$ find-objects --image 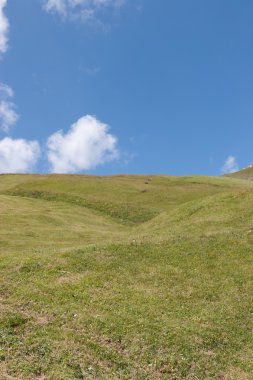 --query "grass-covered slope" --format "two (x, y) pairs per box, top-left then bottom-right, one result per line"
(226, 164), (253, 180)
(1, 174), (253, 379)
